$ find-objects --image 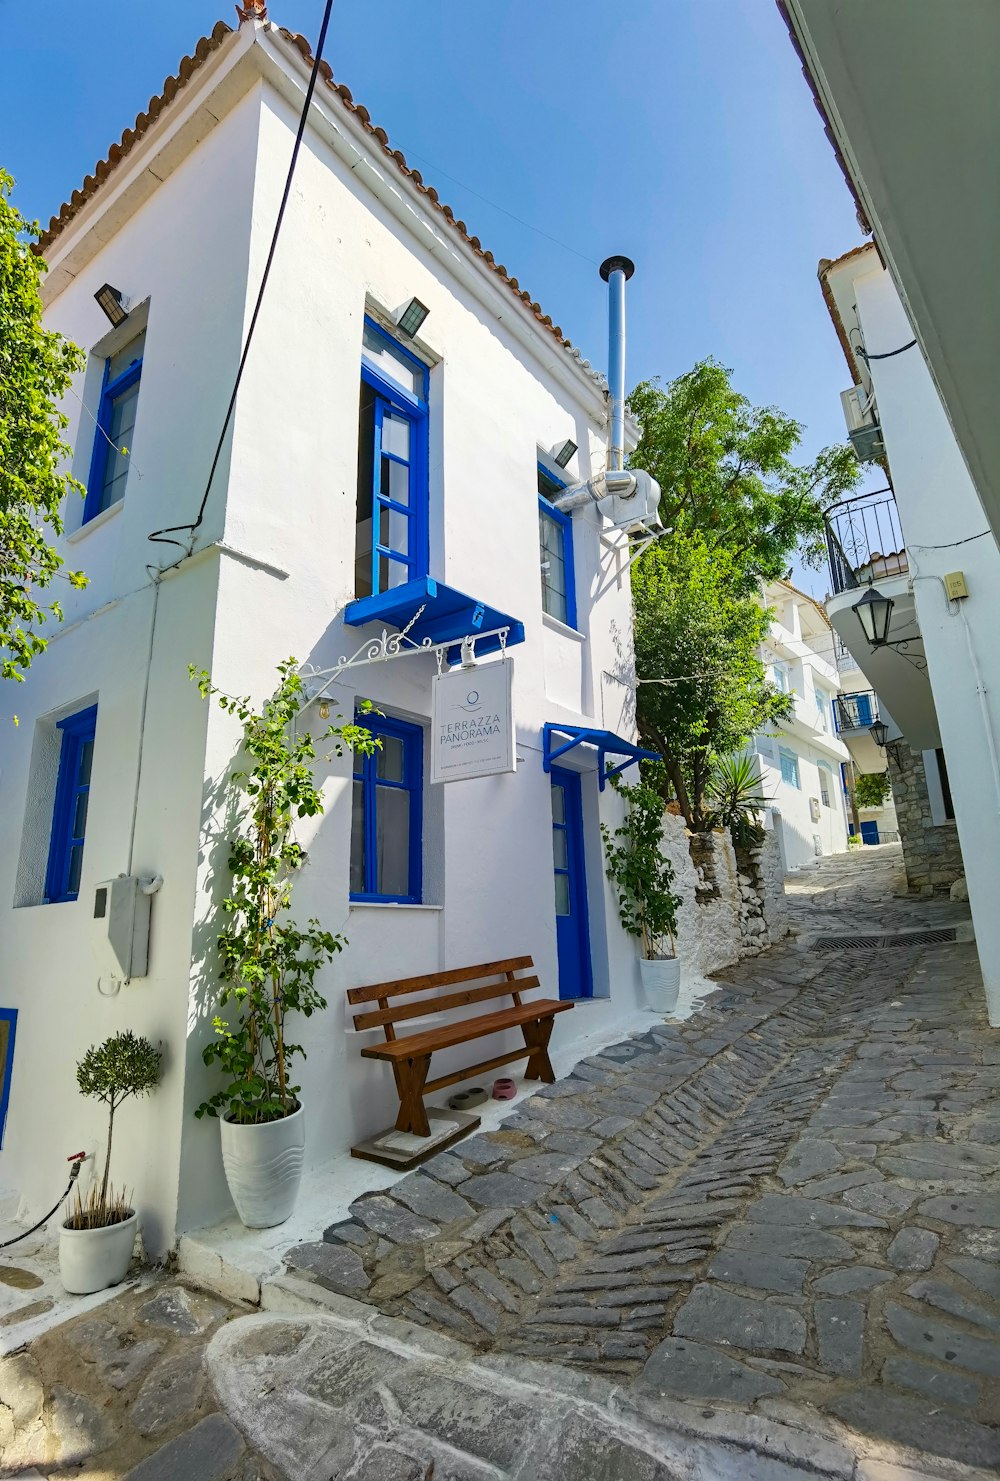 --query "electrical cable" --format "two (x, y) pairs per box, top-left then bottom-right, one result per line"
(0, 1155), (86, 1250)
(148, 0), (336, 554)
(855, 338), (917, 361)
(910, 531), (991, 551)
